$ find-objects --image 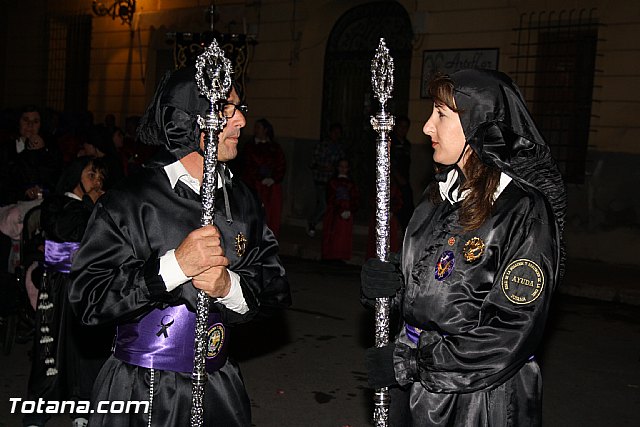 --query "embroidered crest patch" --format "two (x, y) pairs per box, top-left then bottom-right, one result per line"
(501, 259), (544, 305)
(234, 232), (247, 257)
(463, 237), (485, 262)
(206, 323), (225, 359)
(434, 250), (455, 281)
